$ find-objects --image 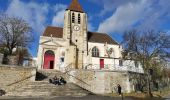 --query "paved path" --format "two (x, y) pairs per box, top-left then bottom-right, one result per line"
(0, 95), (166, 100)
(164, 94), (170, 100)
(0, 95), (129, 100)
